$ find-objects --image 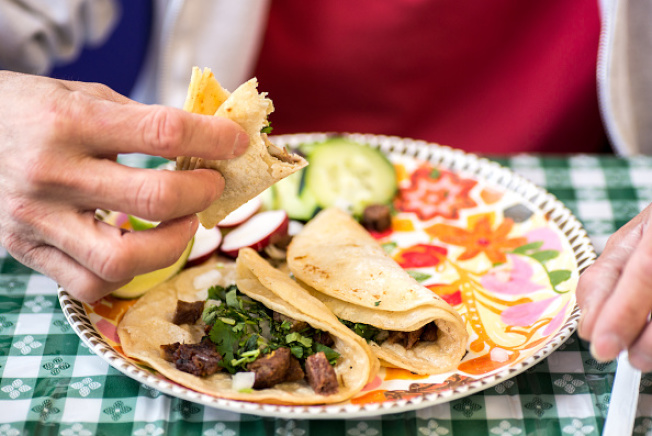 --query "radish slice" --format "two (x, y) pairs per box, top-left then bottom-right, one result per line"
(220, 210), (289, 257)
(187, 224), (222, 267)
(218, 196), (263, 227)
